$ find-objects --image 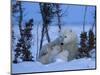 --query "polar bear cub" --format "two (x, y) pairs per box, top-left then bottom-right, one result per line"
(55, 50), (69, 62)
(38, 45), (61, 64)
